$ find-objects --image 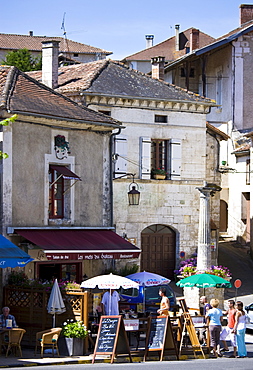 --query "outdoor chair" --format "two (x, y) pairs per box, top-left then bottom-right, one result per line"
(35, 327), (62, 358)
(2, 328), (26, 357)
